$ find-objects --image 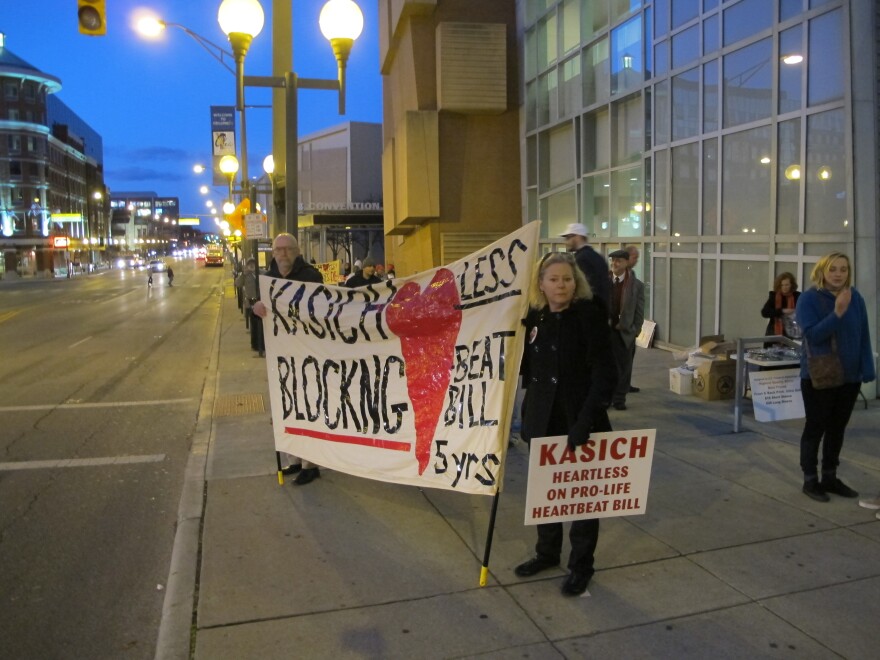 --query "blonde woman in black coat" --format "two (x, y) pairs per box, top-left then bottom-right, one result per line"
(515, 251), (616, 596)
